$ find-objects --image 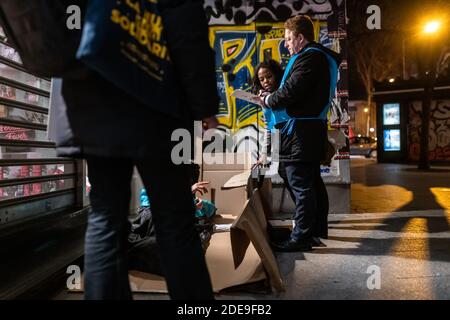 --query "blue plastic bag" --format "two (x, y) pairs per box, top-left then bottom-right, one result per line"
(195, 199), (217, 218)
(76, 0), (182, 118)
(140, 188), (150, 207)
